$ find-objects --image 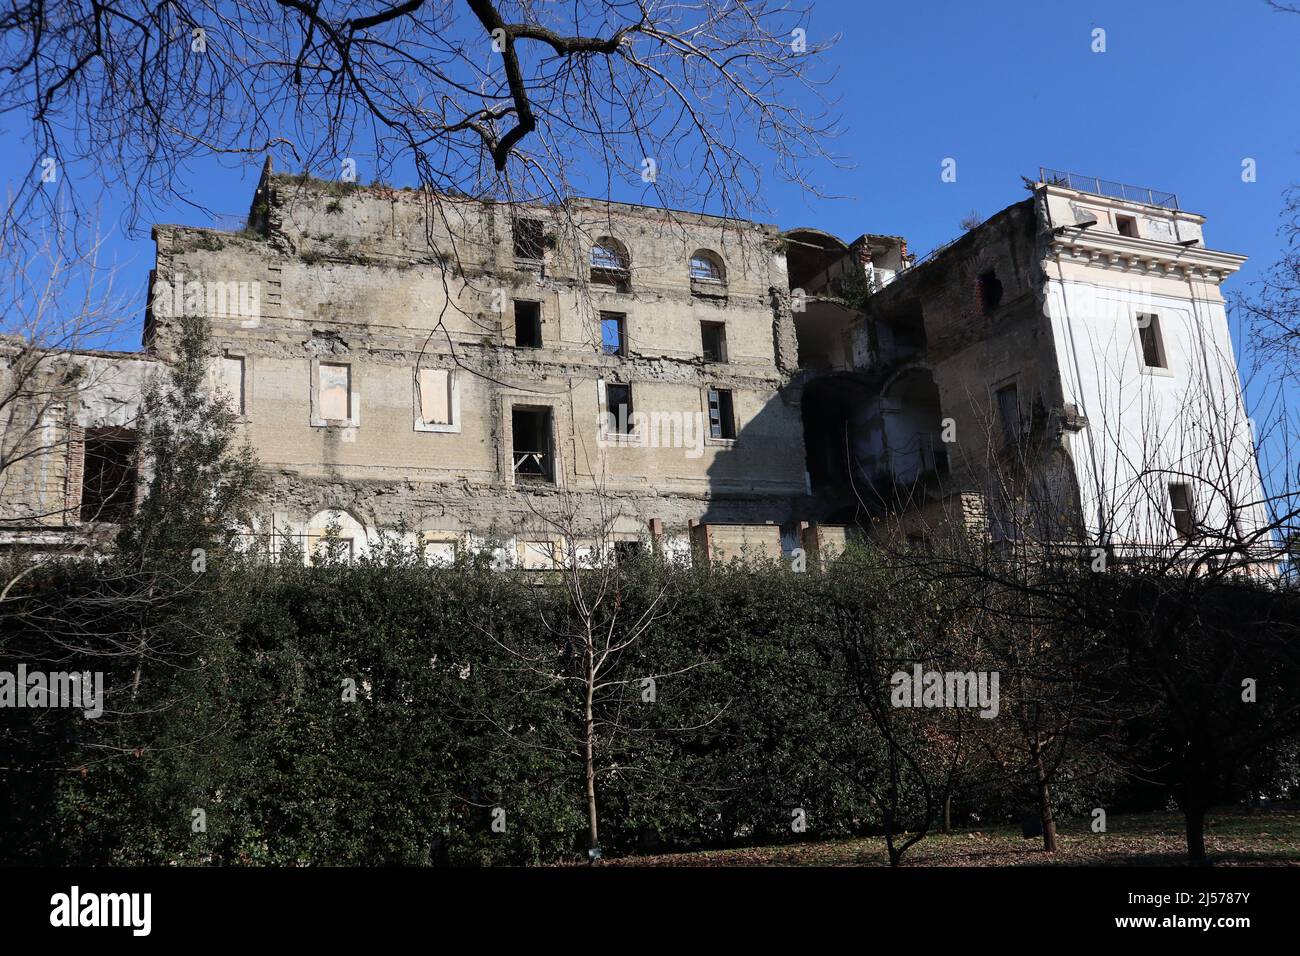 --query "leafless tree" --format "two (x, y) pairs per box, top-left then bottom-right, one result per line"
(0, 223), (144, 590)
(1240, 186), (1300, 387)
(1, 1), (841, 251)
(471, 482), (720, 854)
(856, 316), (1300, 862)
